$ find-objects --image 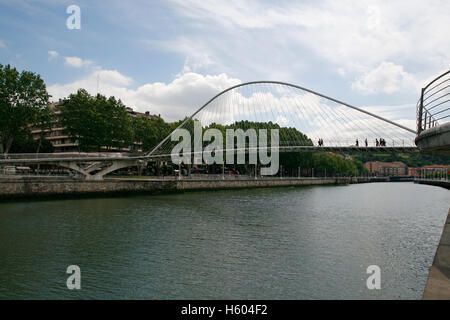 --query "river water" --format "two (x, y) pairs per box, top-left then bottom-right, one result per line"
(0, 182), (448, 299)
